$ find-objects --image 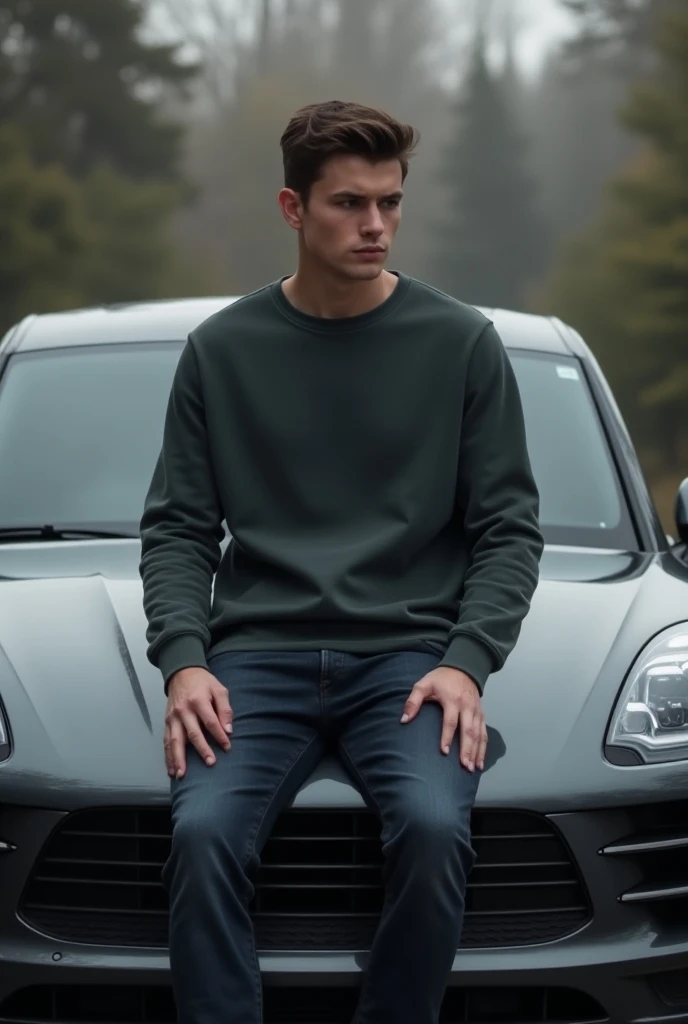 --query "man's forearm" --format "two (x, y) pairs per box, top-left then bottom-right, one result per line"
(438, 322), (544, 692)
(139, 337), (224, 688)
